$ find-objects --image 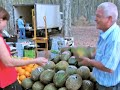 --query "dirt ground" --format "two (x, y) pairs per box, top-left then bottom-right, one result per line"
(72, 26), (99, 47)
